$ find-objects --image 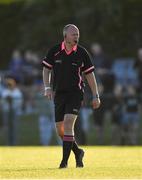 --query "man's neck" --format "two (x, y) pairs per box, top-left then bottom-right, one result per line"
(64, 41), (74, 51)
